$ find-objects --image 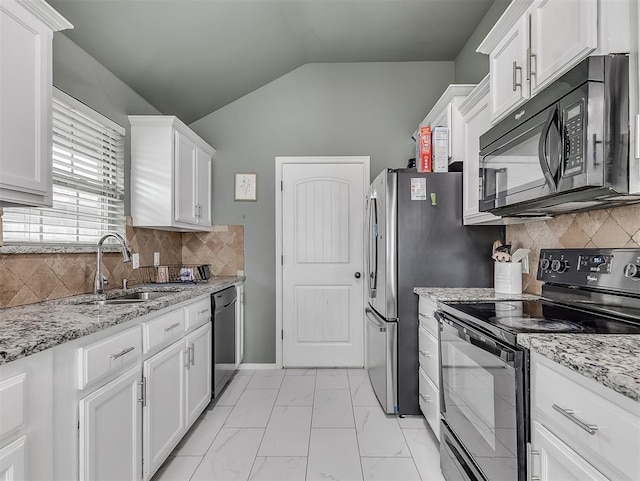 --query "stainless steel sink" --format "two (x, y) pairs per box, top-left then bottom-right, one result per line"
(114, 291), (170, 301)
(84, 298), (148, 306)
(82, 291), (170, 306)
